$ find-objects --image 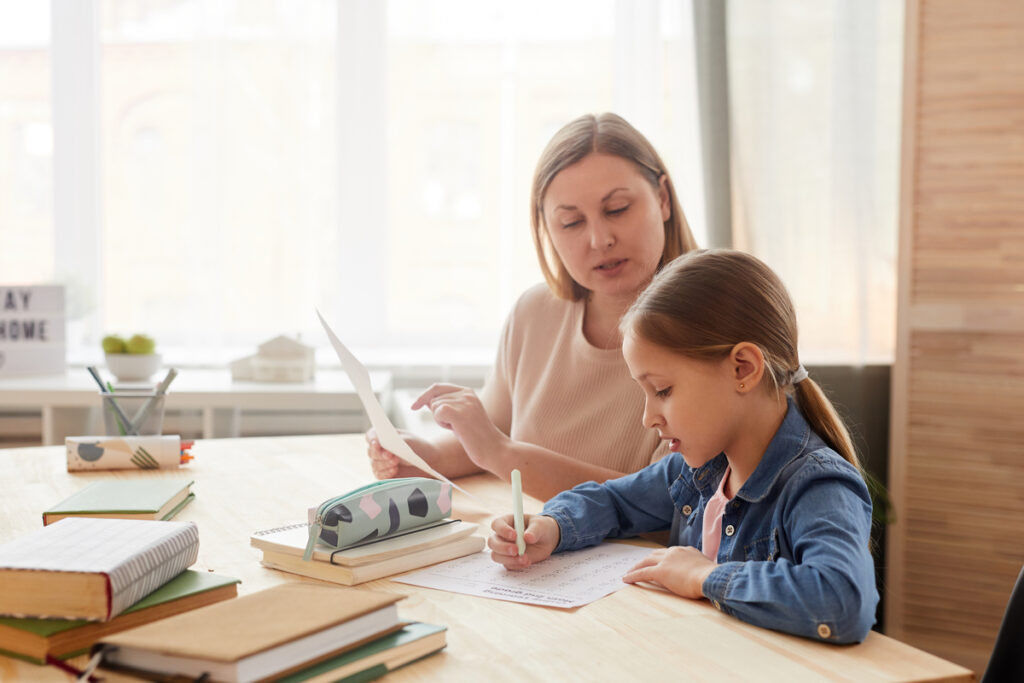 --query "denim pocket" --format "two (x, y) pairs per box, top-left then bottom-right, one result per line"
(743, 535), (772, 561)
(743, 527), (782, 561)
